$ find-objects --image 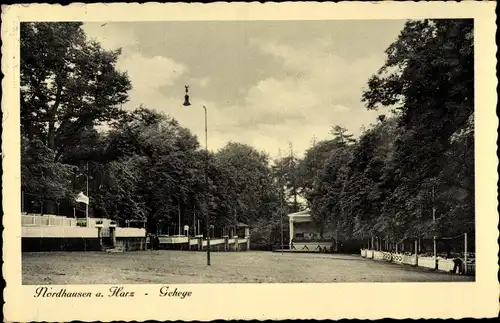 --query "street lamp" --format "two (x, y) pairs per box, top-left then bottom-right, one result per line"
(183, 85), (211, 266)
